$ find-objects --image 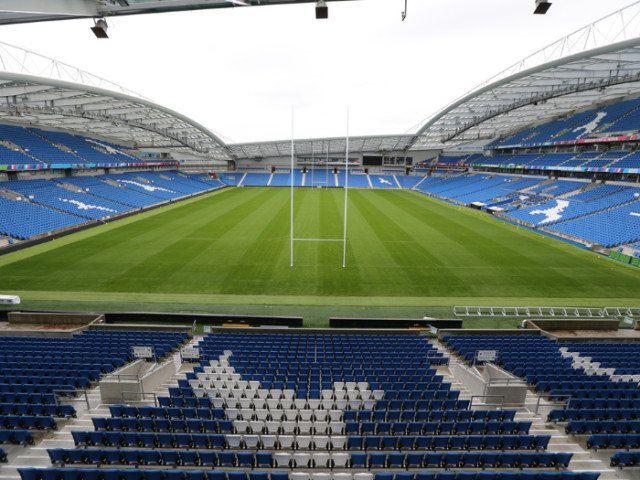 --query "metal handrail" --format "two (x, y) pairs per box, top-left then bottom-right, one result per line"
(453, 305), (605, 317)
(99, 373), (140, 382)
(486, 377), (526, 386)
(534, 393), (572, 415)
(52, 389), (90, 411)
(121, 391), (158, 407)
(469, 394), (505, 410)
